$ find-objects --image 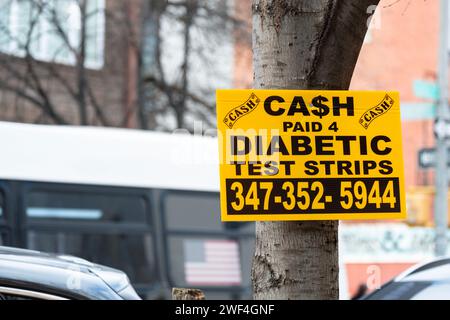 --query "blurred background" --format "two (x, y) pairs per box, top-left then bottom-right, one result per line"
(0, 0), (448, 300)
